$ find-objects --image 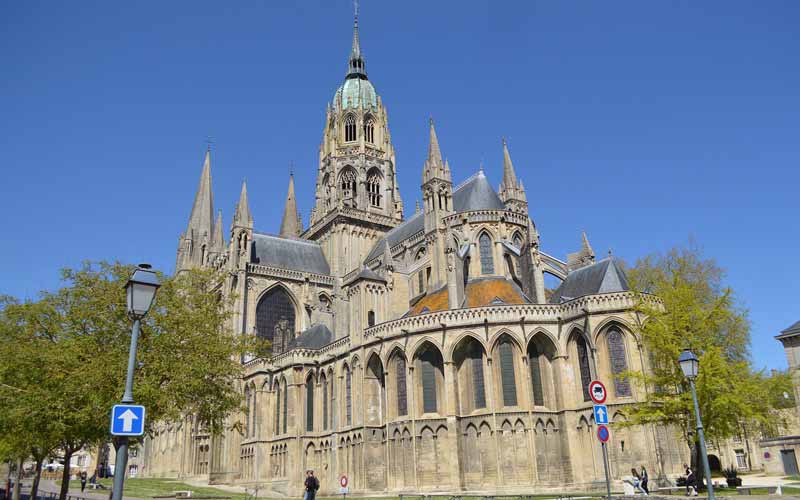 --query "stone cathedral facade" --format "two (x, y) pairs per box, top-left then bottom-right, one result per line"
(142, 14), (687, 495)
